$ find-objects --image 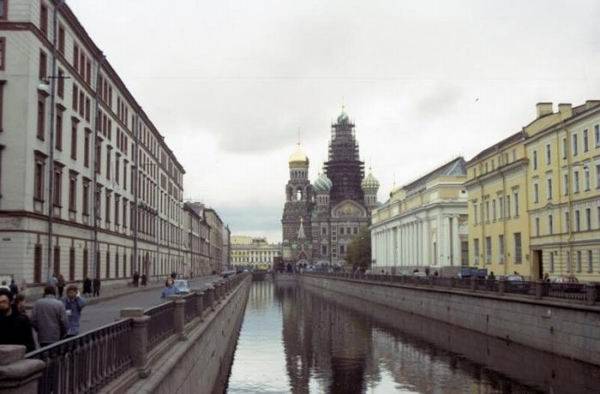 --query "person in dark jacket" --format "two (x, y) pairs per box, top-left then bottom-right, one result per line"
(92, 278), (101, 297)
(9, 279), (18, 296)
(83, 277), (92, 296)
(56, 274), (66, 298)
(141, 274), (147, 286)
(133, 272), (140, 287)
(0, 288), (35, 352)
